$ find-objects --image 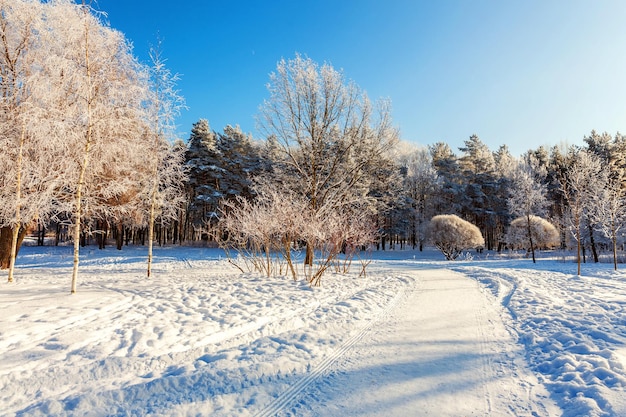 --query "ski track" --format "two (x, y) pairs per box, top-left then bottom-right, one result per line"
(277, 267), (558, 417)
(253, 275), (411, 417)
